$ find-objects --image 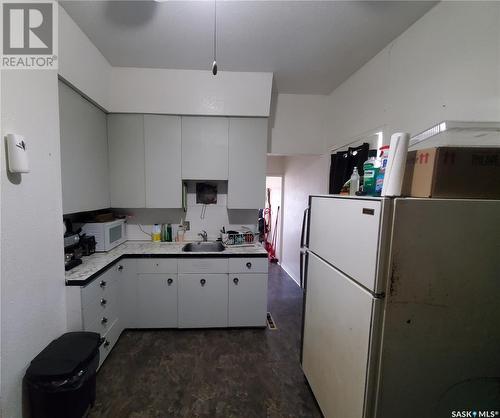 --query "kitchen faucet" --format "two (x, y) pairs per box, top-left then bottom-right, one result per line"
(198, 230), (208, 242)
